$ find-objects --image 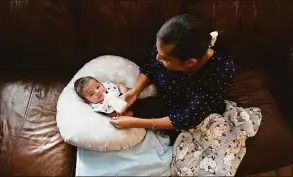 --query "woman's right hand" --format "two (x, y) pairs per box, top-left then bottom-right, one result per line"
(120, 88), (138, 111)
(120, 74), (150, 112)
